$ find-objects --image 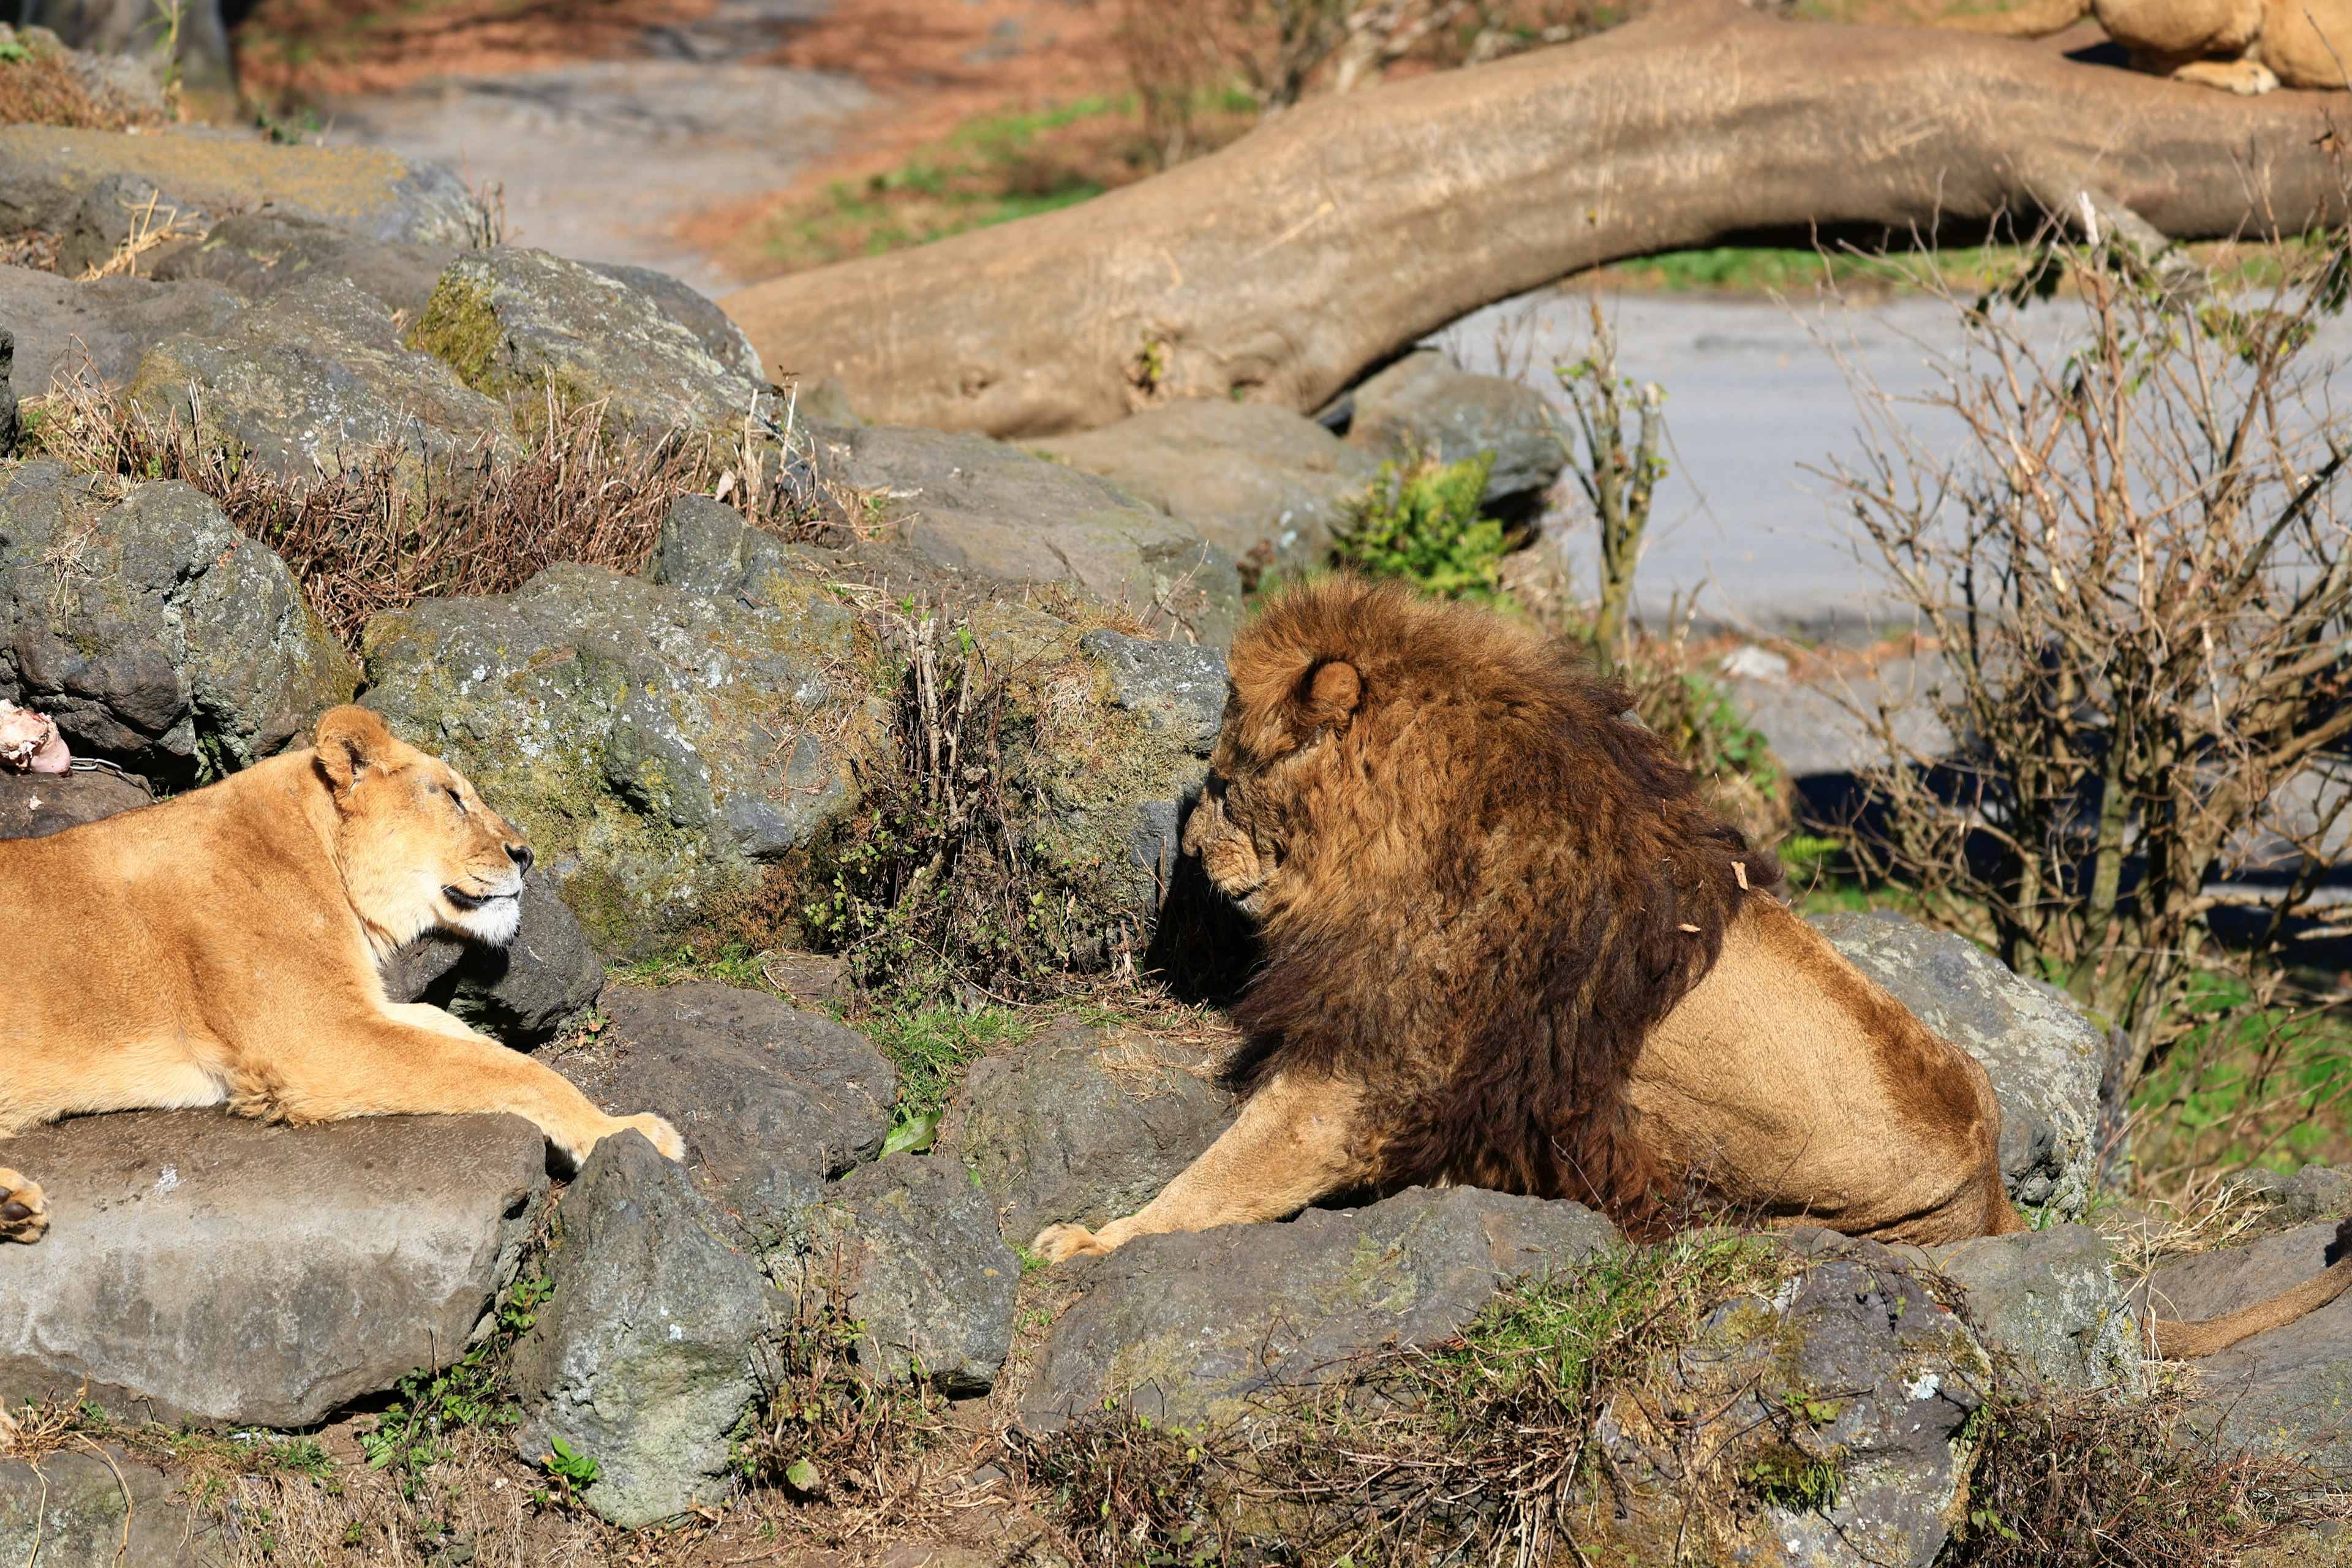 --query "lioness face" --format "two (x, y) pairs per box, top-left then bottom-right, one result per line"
(314, 706), (533, 949)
